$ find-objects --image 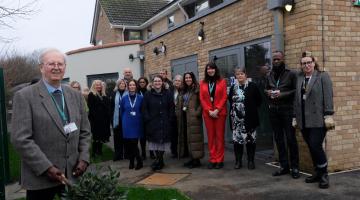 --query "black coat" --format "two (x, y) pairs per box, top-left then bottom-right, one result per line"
(142, 89), (175, 144)
(88, 92), (111, 141)
(228, 82), (262, 132)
